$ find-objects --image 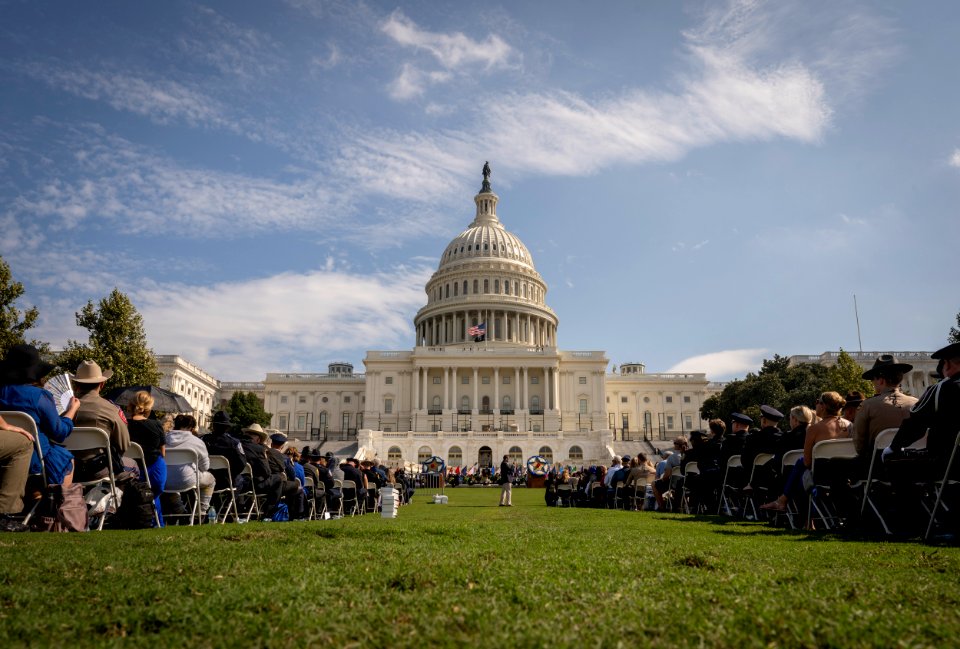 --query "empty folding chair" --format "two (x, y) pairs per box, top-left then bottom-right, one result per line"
(237, 464), (263, 522)
(124, 442), (162, 527)
(925, 430), (960, 541)
(163, 447), (201, 525)
(0, 411), (45, 524)
(64, 426), (120, 531)
(807, 438), (857, 530)
(207, 455), (240, 524)
(717, 454), (743, 516)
